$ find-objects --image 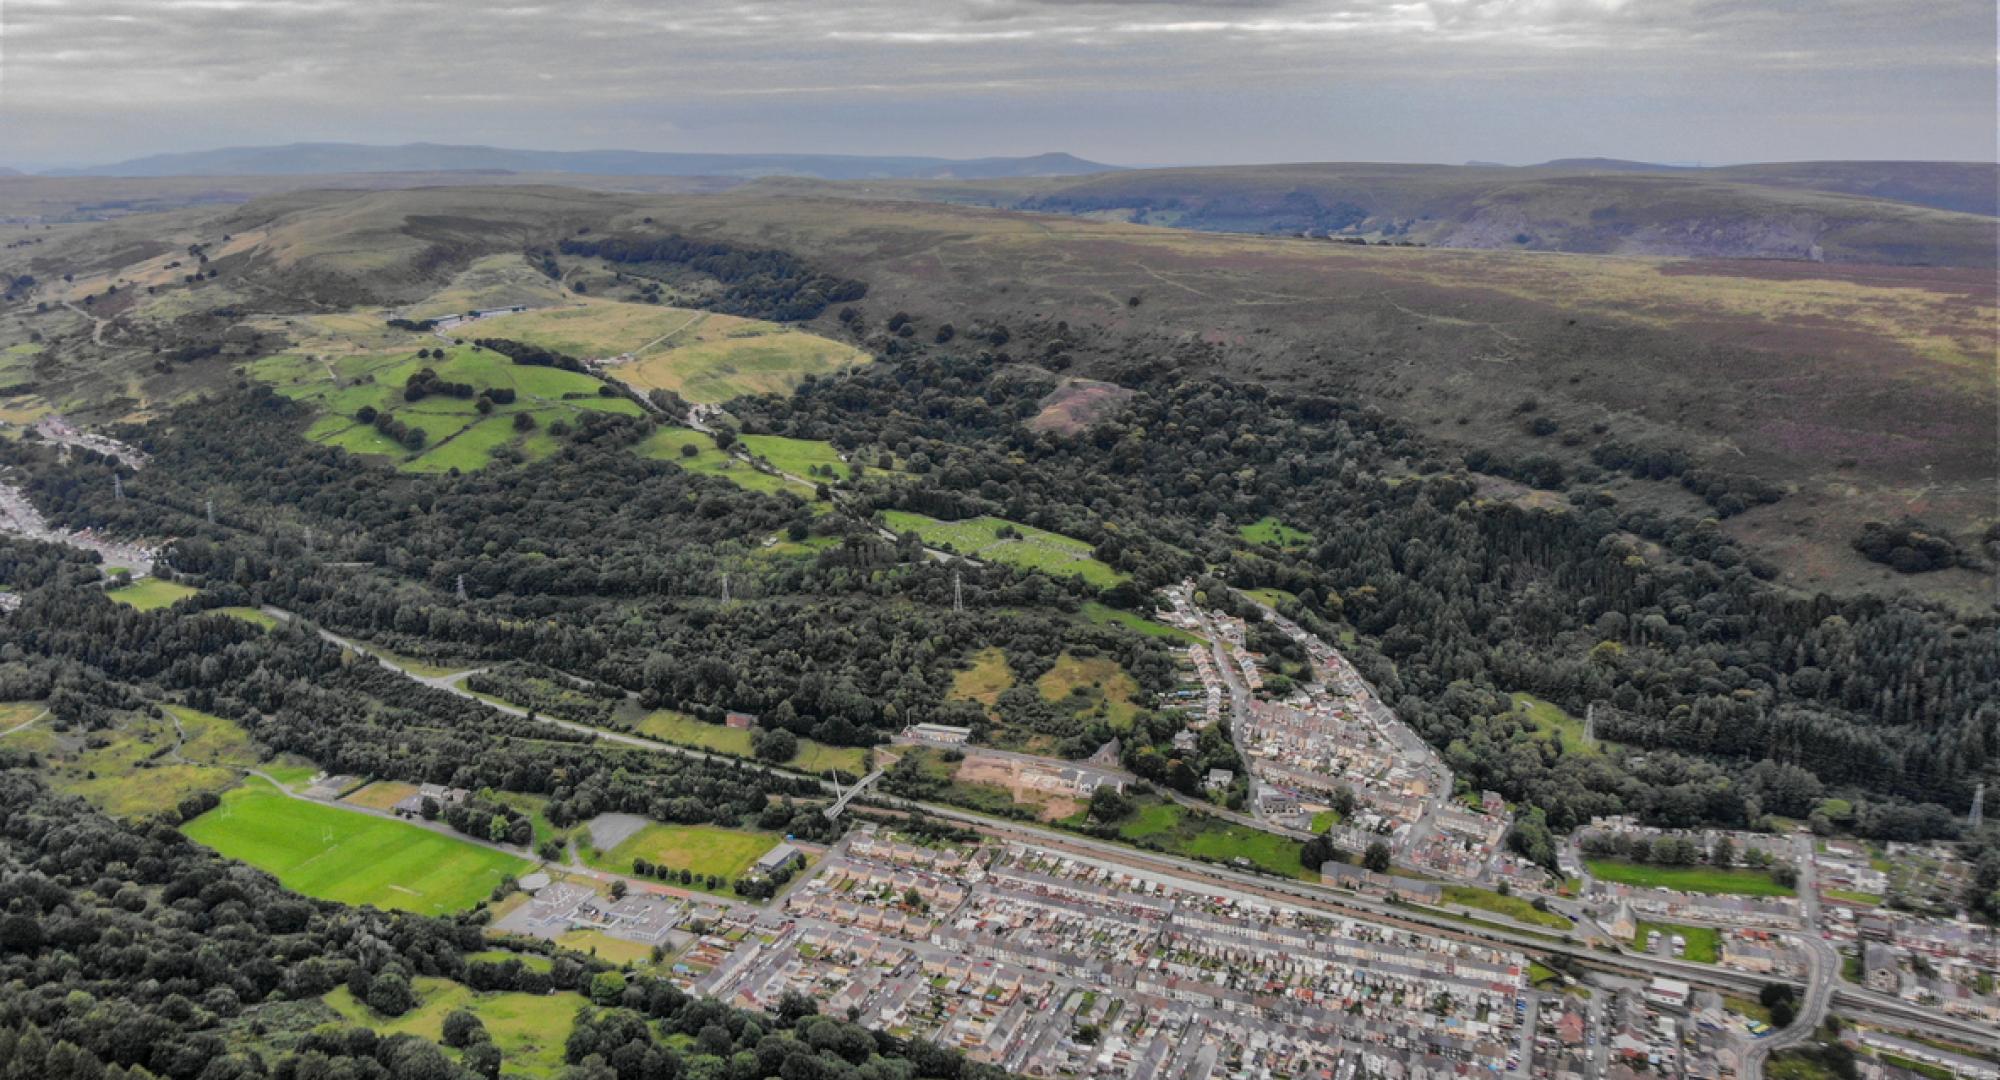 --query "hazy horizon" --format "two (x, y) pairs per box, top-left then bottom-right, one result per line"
(14, 139), (2000, 177)
(4, 0), (1993, 172)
